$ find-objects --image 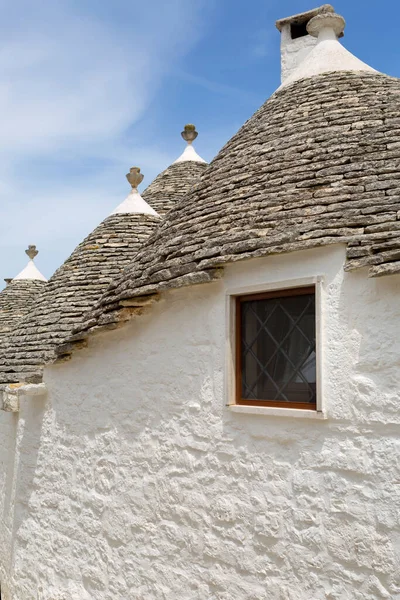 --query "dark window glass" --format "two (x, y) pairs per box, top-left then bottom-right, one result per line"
(237, 288), (316, 407)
